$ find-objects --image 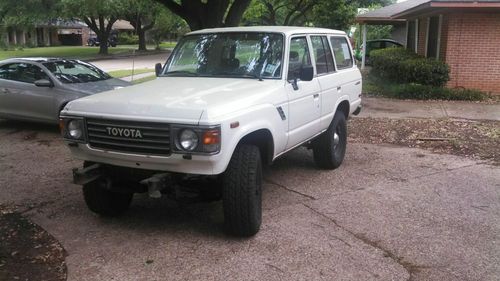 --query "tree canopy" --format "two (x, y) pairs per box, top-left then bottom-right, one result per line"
(154, 0), (252, 30)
